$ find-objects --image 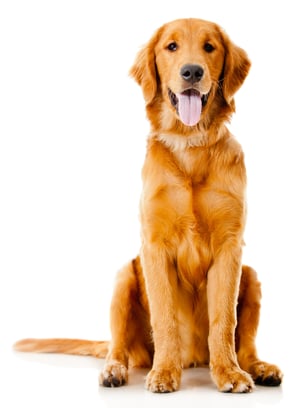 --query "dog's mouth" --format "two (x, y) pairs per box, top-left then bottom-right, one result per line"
(168, 88), (209, 127)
